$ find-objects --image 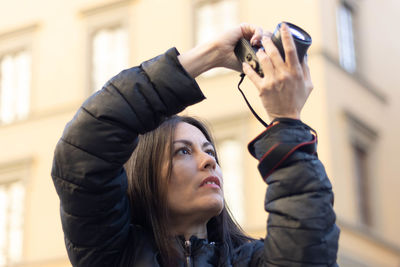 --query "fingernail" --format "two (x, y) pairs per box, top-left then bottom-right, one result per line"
(251, 39), (260, 46)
